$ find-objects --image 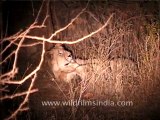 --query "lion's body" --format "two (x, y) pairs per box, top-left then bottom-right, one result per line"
(46, 44), (138, 99)
(47, 44), (137, 90)
(69, 58), (137, 83)
(68, 58), (138, 98)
